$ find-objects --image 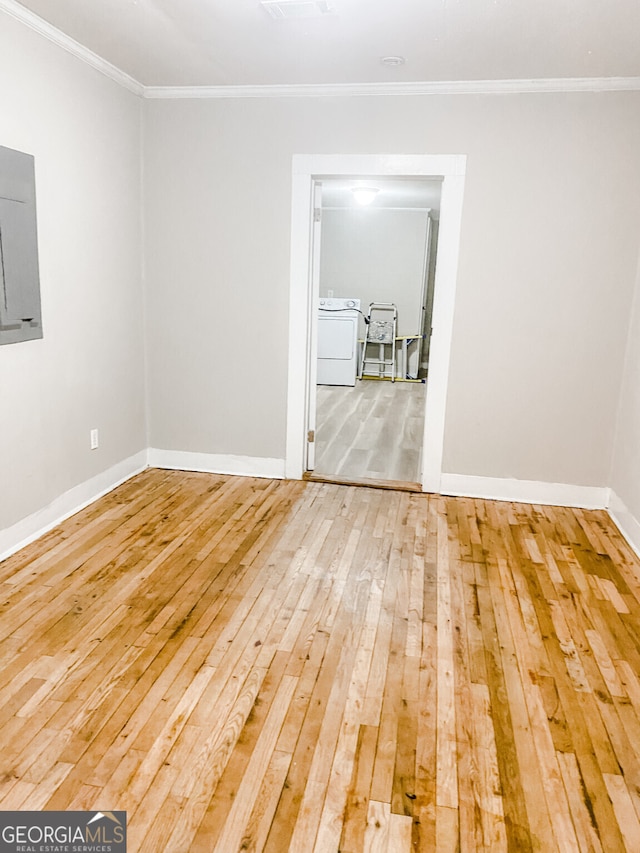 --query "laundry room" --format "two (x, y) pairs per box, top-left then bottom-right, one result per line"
(313, 177), (442, 486)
